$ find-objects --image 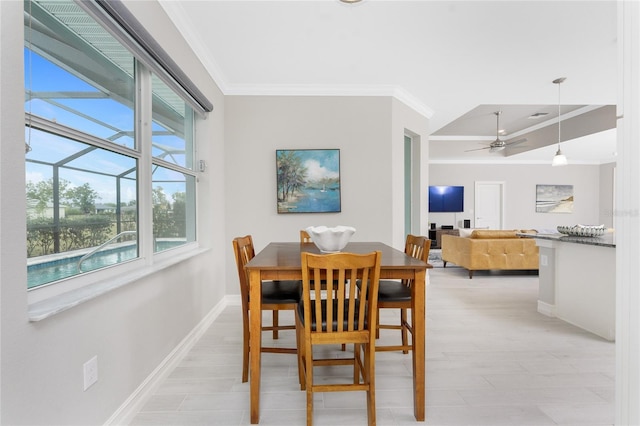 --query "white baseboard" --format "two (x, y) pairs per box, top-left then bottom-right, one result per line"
(225, 294), (241, 306)
(537, 300), (557, 317)
(105, 295), (236, 425)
